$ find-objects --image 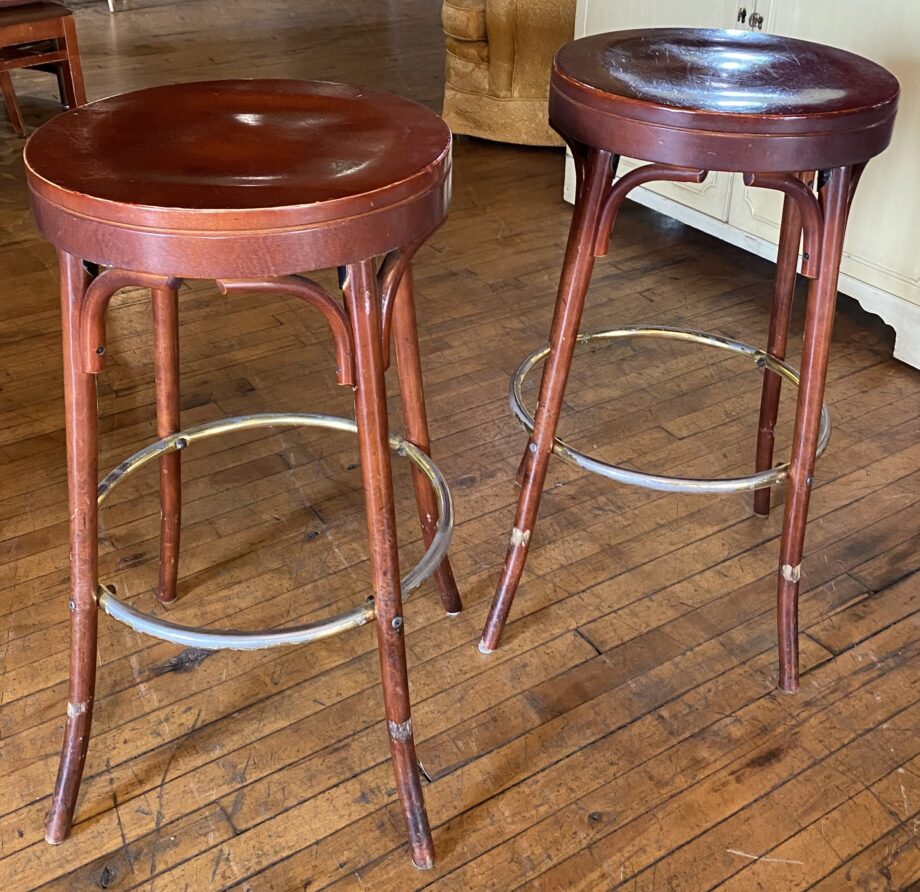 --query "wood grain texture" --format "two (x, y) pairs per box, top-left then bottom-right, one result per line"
(0, 0), (917, 888)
